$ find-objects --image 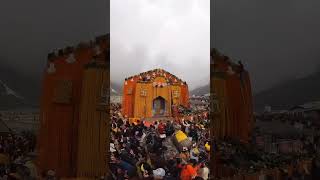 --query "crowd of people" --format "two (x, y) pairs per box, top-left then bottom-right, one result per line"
(2, 102), (319, 180)
(0, 131), (38, 179)
(109, 103), (210, 180)
(211, 137), (320, 179)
